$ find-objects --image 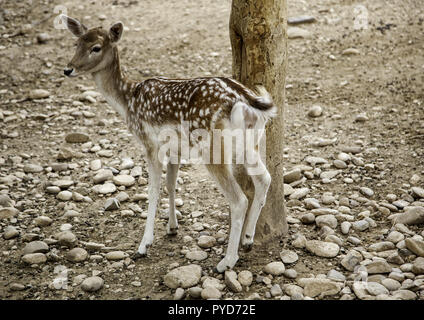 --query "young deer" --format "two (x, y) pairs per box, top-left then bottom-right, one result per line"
(61, 15), (276, 272)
